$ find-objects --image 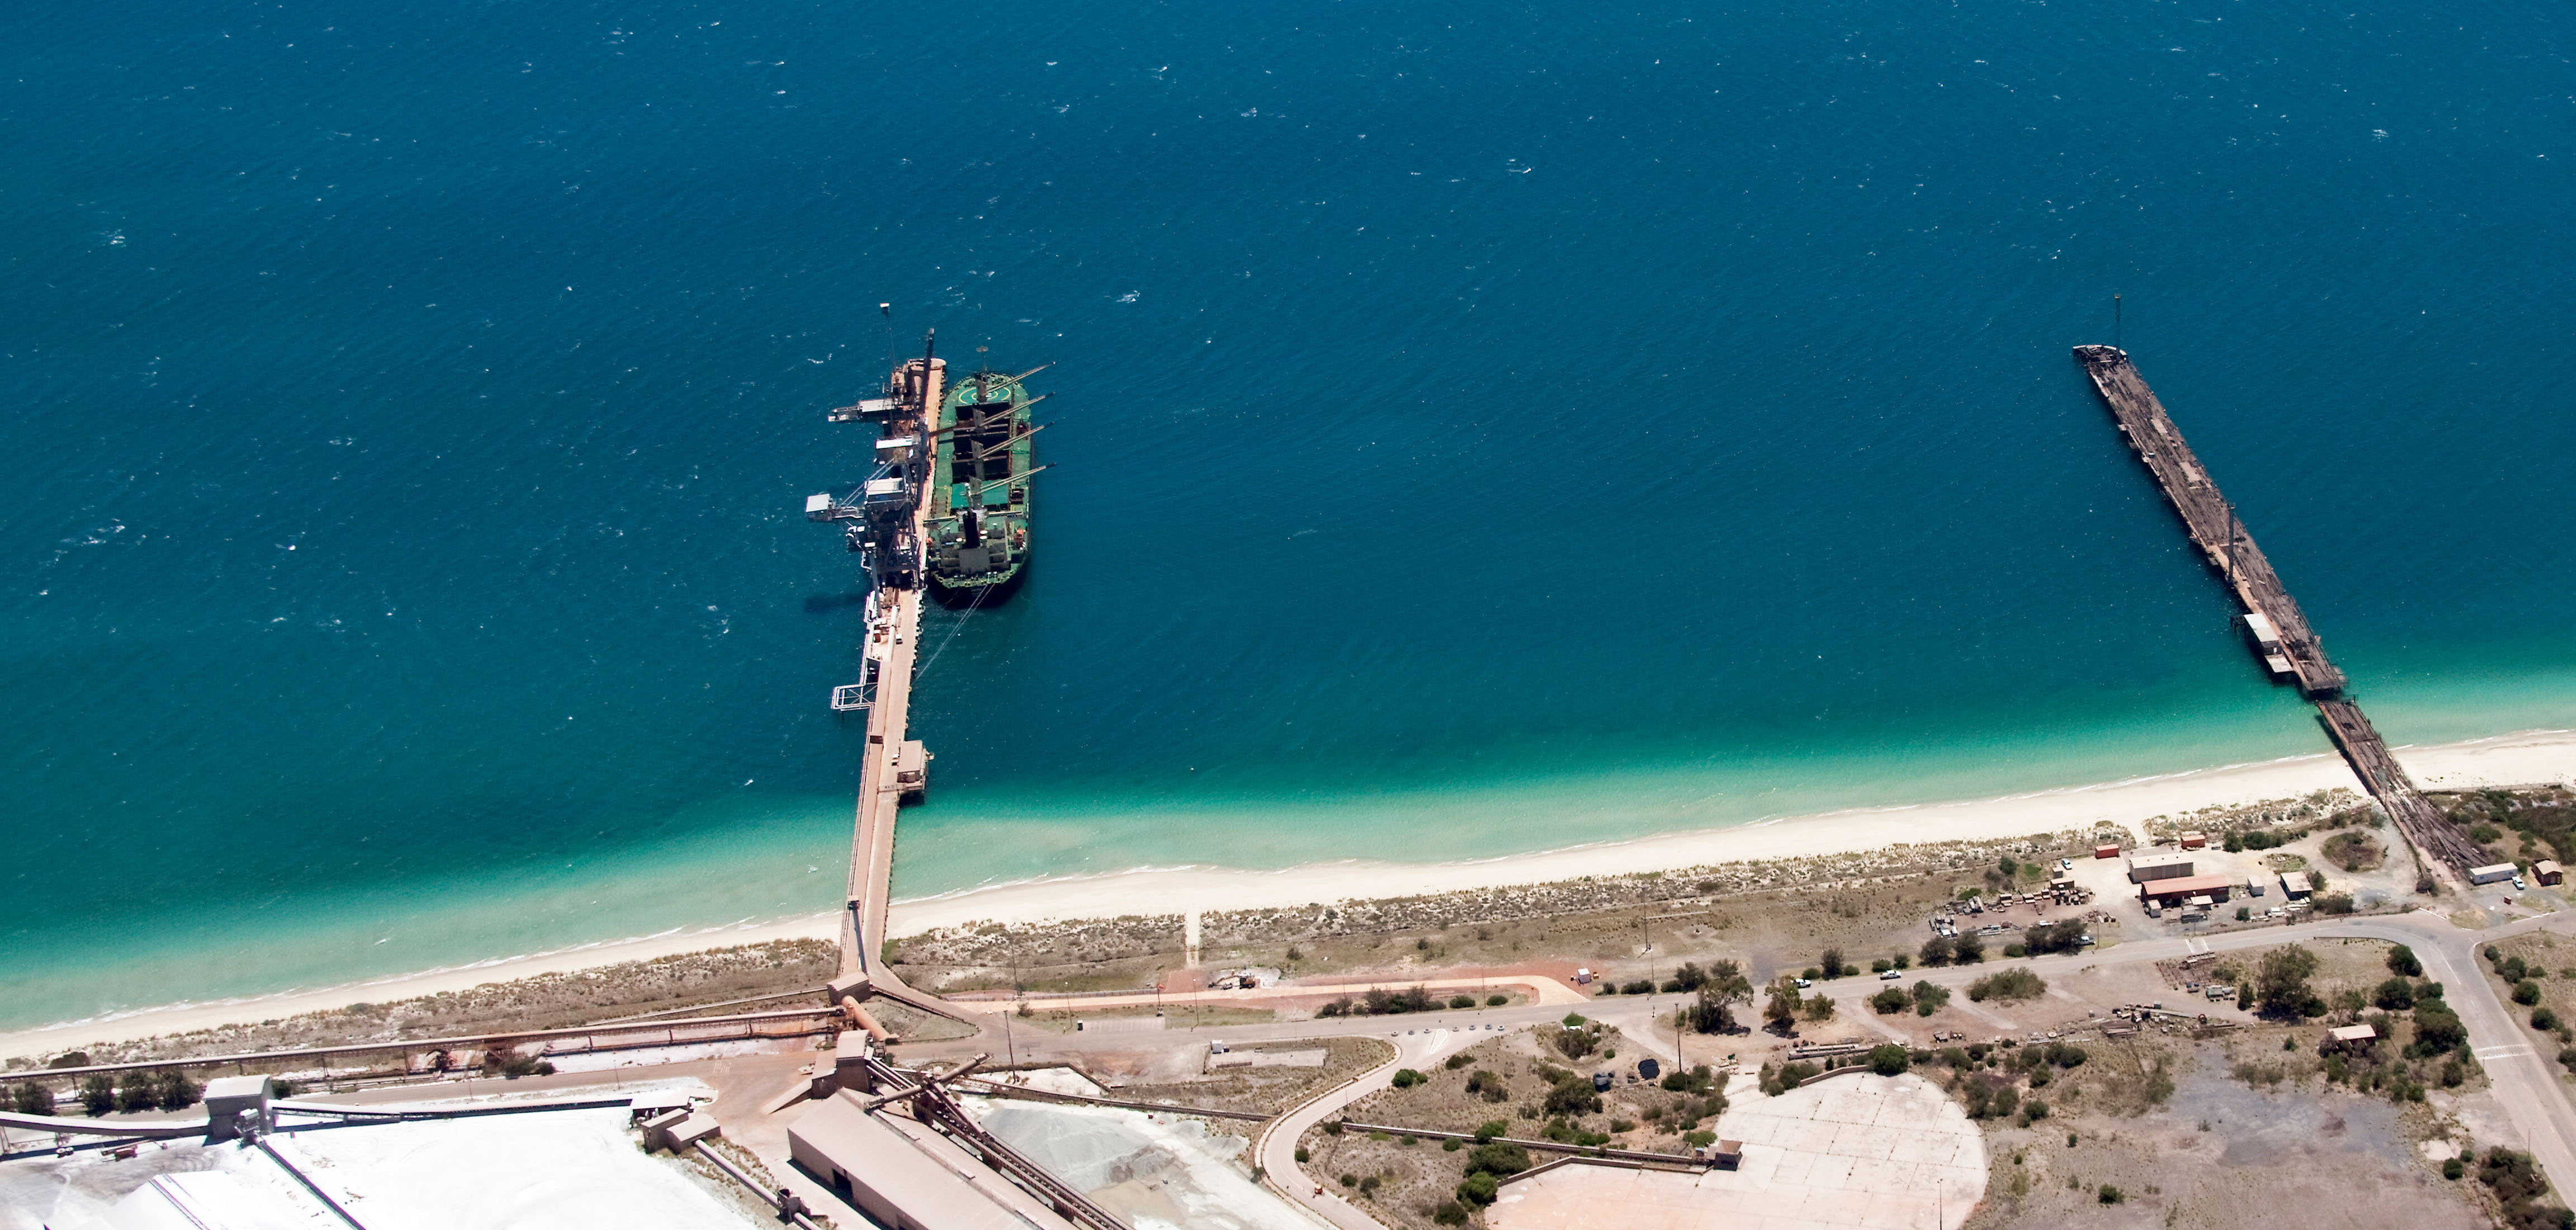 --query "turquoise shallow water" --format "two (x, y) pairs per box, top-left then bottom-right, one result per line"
(2, 0), (2572, 1030)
